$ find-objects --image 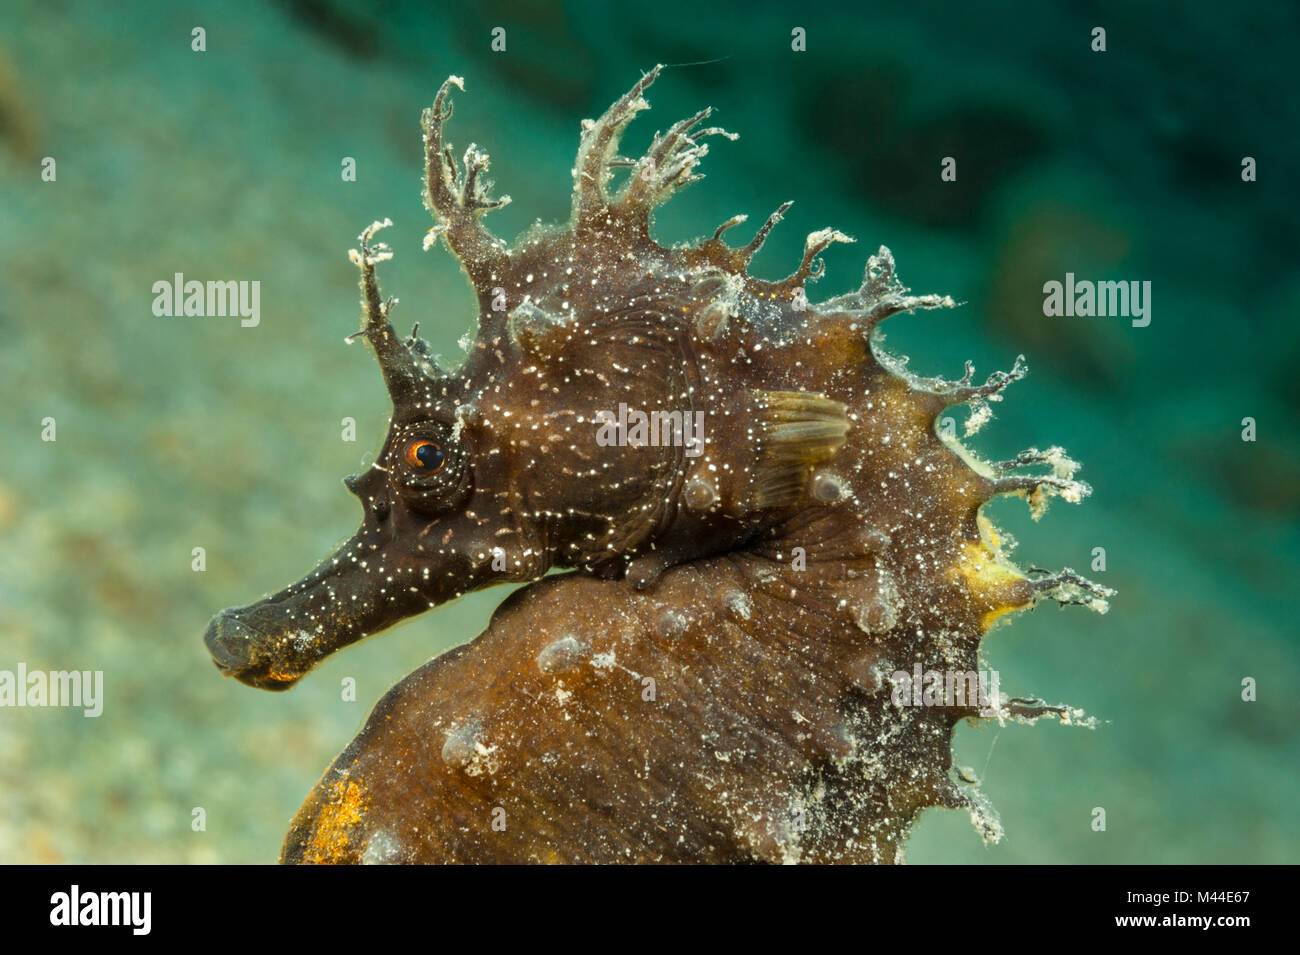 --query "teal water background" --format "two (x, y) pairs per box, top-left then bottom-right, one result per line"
(1, 0), (1296, 862)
